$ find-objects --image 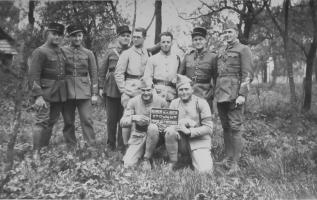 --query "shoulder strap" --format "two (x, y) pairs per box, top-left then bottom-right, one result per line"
(196, 98), (202, 126)
(176, 55), (181, 71)
(113, 48), (120, 57)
